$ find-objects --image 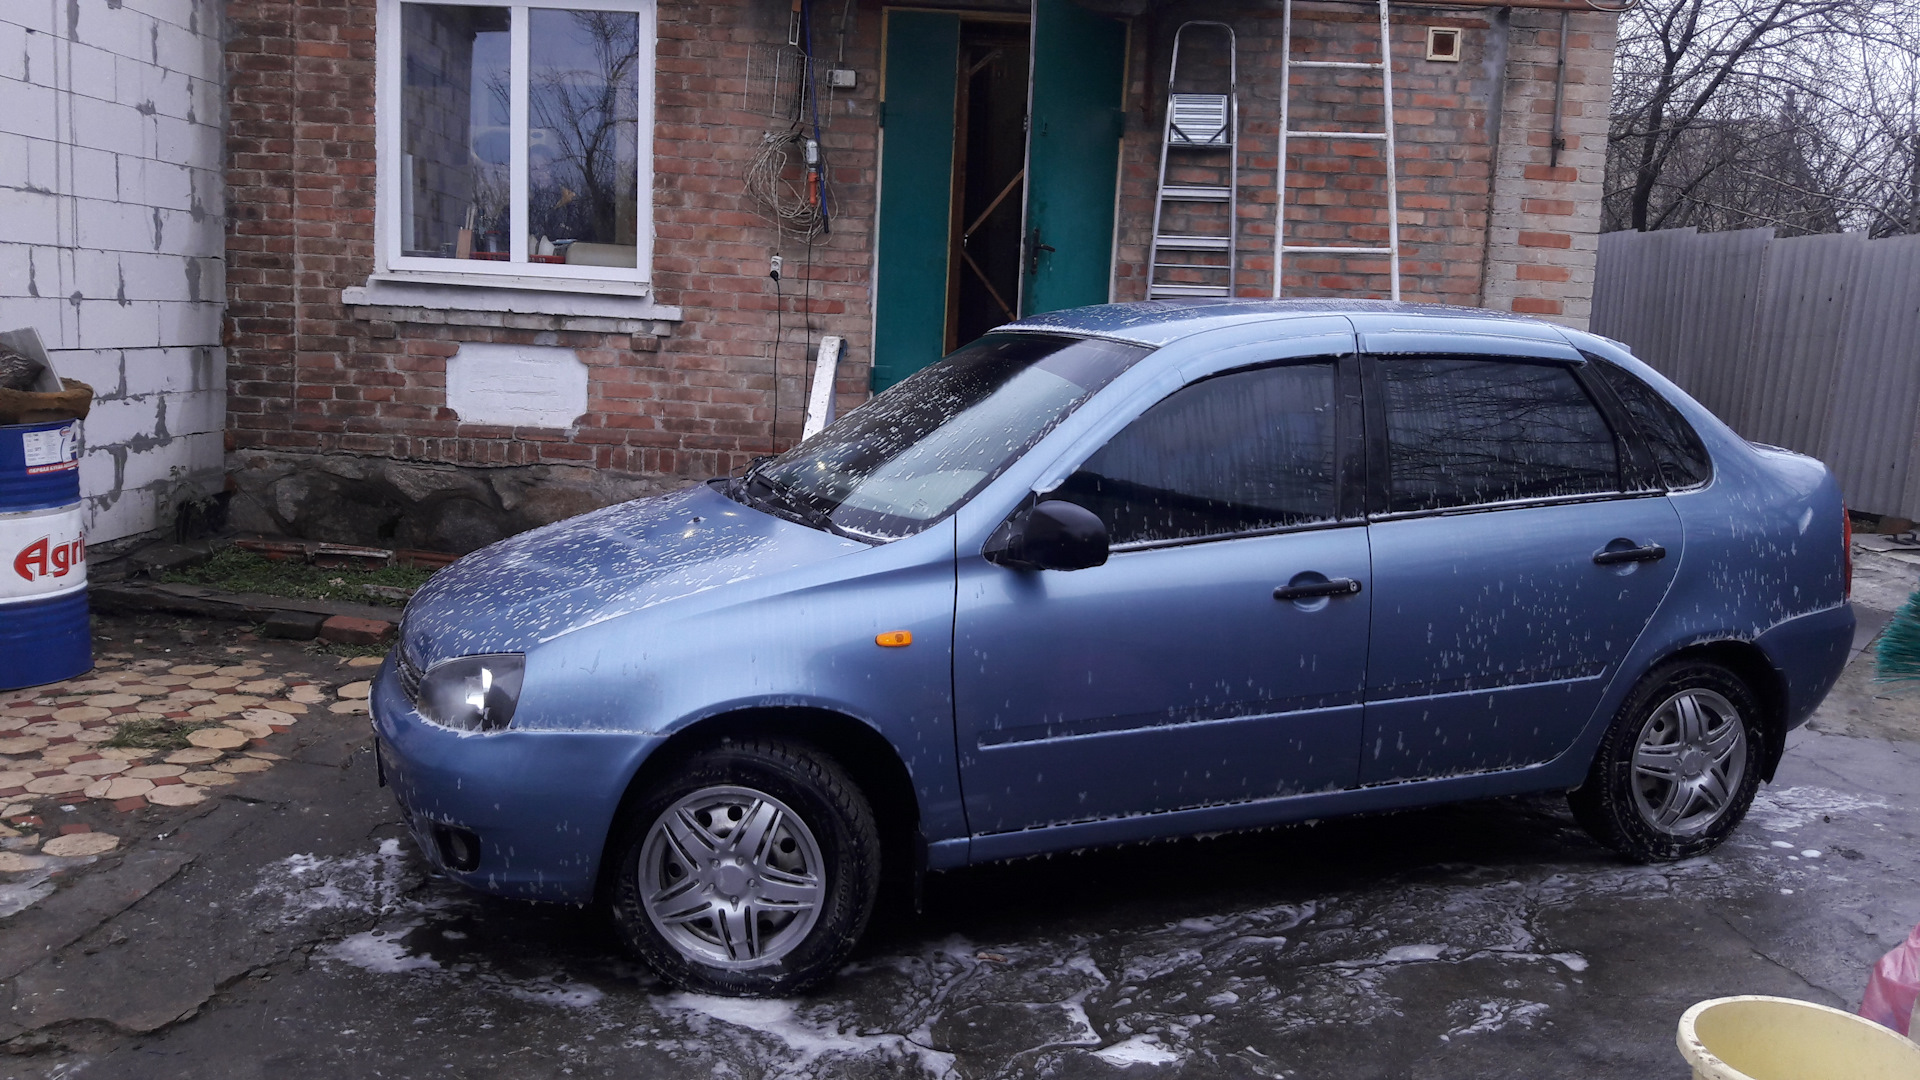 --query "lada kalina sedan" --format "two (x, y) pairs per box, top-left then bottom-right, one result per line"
(373, 300), (1854, 996)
